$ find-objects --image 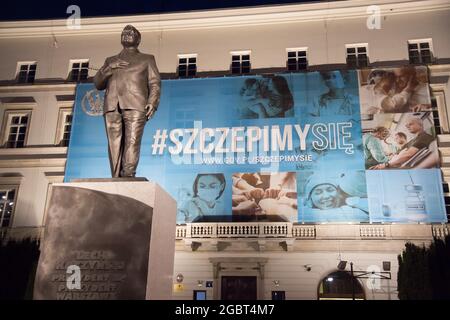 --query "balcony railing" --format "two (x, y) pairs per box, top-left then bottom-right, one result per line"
(292, 225), (316, 238)
(185, 222), (292, 238)
(432, 224), (449, 238)
(176, 223), (450, 241)
(176, 223), (314, 239)
(360, 226), (386, 238)
(1, 223), (448, 243)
